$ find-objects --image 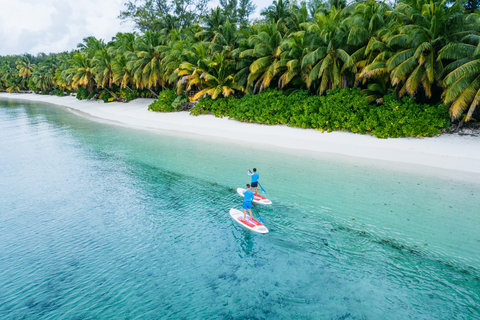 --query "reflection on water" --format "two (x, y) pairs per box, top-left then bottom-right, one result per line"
(0, 98), (479, 319)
